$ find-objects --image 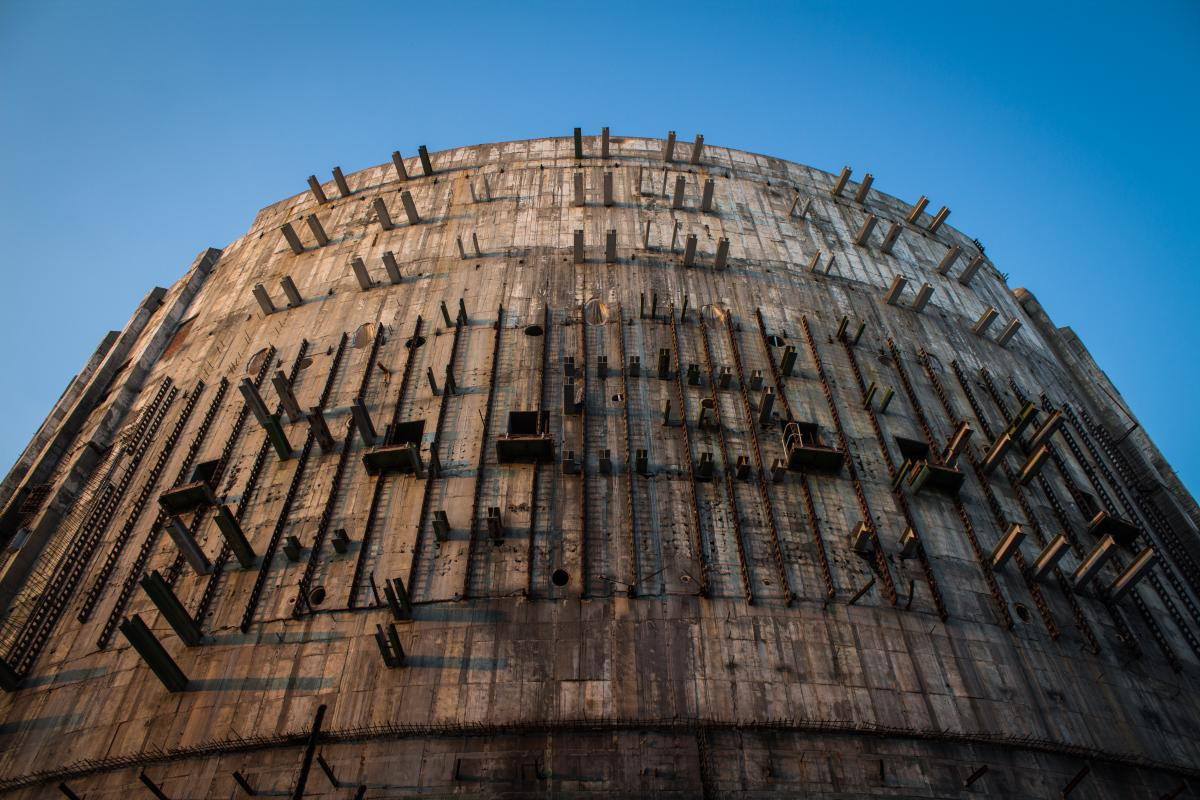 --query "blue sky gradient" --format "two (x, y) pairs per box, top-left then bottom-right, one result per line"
(1, 1), (1197, 494)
